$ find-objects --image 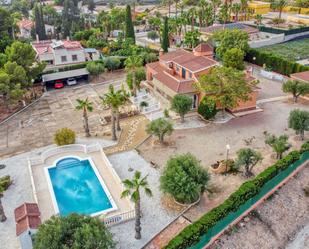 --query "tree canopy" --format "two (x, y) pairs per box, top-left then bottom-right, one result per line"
(196, 66), (253, 114)
(282, 80), (309, 103)
(161, 16), (169, 53)
(125, 5), (135, 44)
(212, 29), (249, 59)
(223, 48), (245, 70)
(171, 94), (193, 123)
(33, 214), (115, 249)
(288, 109), (309, 141)
(160, 153), (210, 204)
(146, 118), (173, 143)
